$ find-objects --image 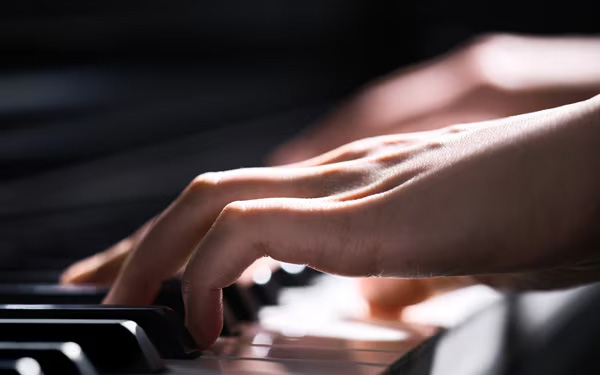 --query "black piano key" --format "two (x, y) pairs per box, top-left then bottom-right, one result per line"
(249, 282), (279, 306)
(0, 281), (187, 315)
(153, 279), (184, 316)
(222, 284), (258, 322)
(0, 282), (183, 317)
(150, 279), (238, 336)
(0, 283), (238, 337)
(0, 342), (96, 375)
(0, 305), (197, 359)
(0, 271), (62, 285)
(0, 358), (43, 375)
(288, 267), (321, 284)
(272, 268), (304, 287)
(0, 319), (163, 374)
(273, 267), (321, 287)
(0, 285), (105, 305)
(0, 283), (184, 310)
